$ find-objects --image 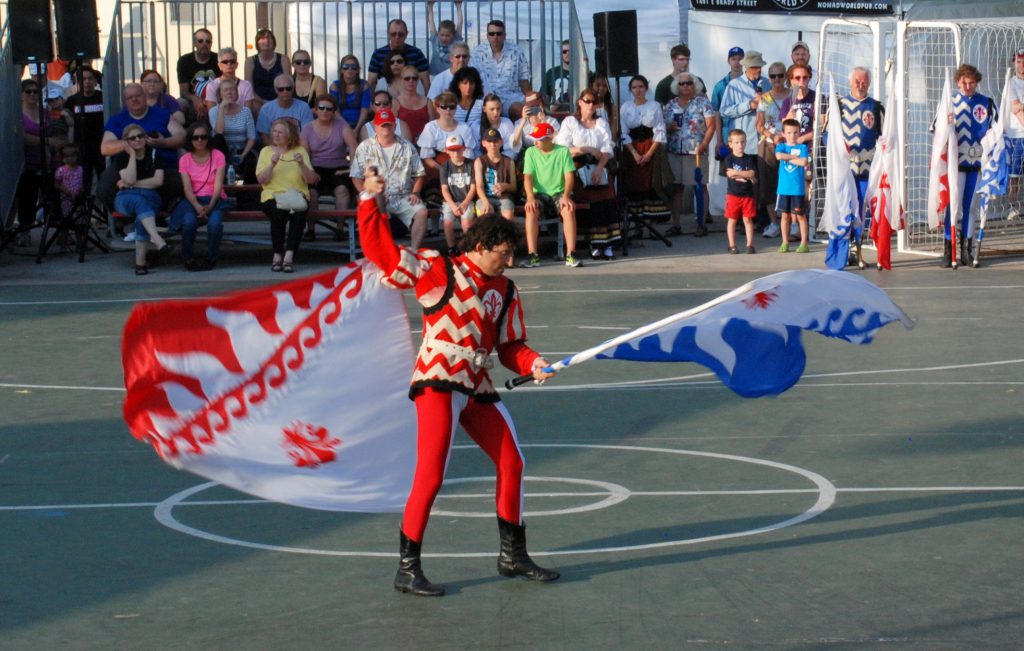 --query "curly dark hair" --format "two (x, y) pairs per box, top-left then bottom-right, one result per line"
(449, 66), (484, 101)
(457, 215), (519, 254)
